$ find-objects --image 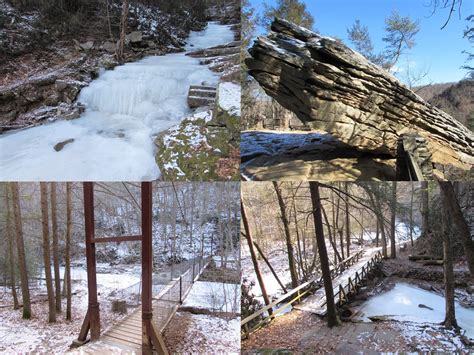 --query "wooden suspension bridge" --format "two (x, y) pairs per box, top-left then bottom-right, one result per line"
(241, 249), (383, 337)
(71, 257), (211, 354)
